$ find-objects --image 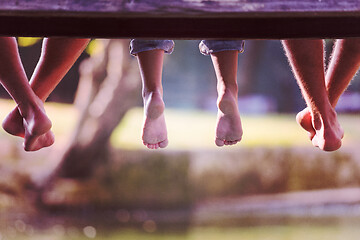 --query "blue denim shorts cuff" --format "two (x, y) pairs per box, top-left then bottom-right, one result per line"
(199, 40), (245, 56)
(130, 39), (175, 56)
